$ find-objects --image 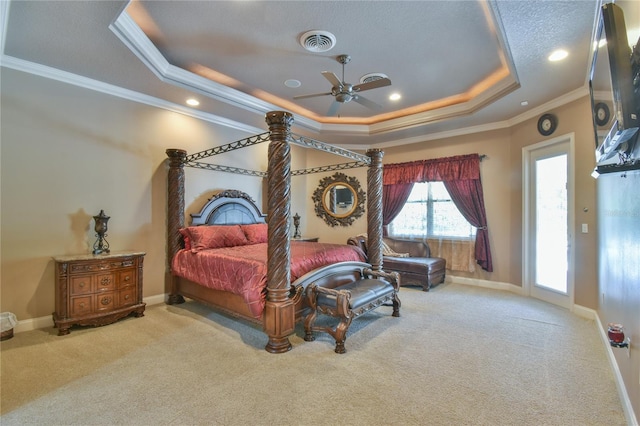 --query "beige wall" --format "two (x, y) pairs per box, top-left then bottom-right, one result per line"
(3, 65), (638, 422)
(0, 67), (600, 320)
(383, 128), (513, 284)
(0, 69), (272, 320)
(509, 98), (598, 307)
(382, 96), (598, 308)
